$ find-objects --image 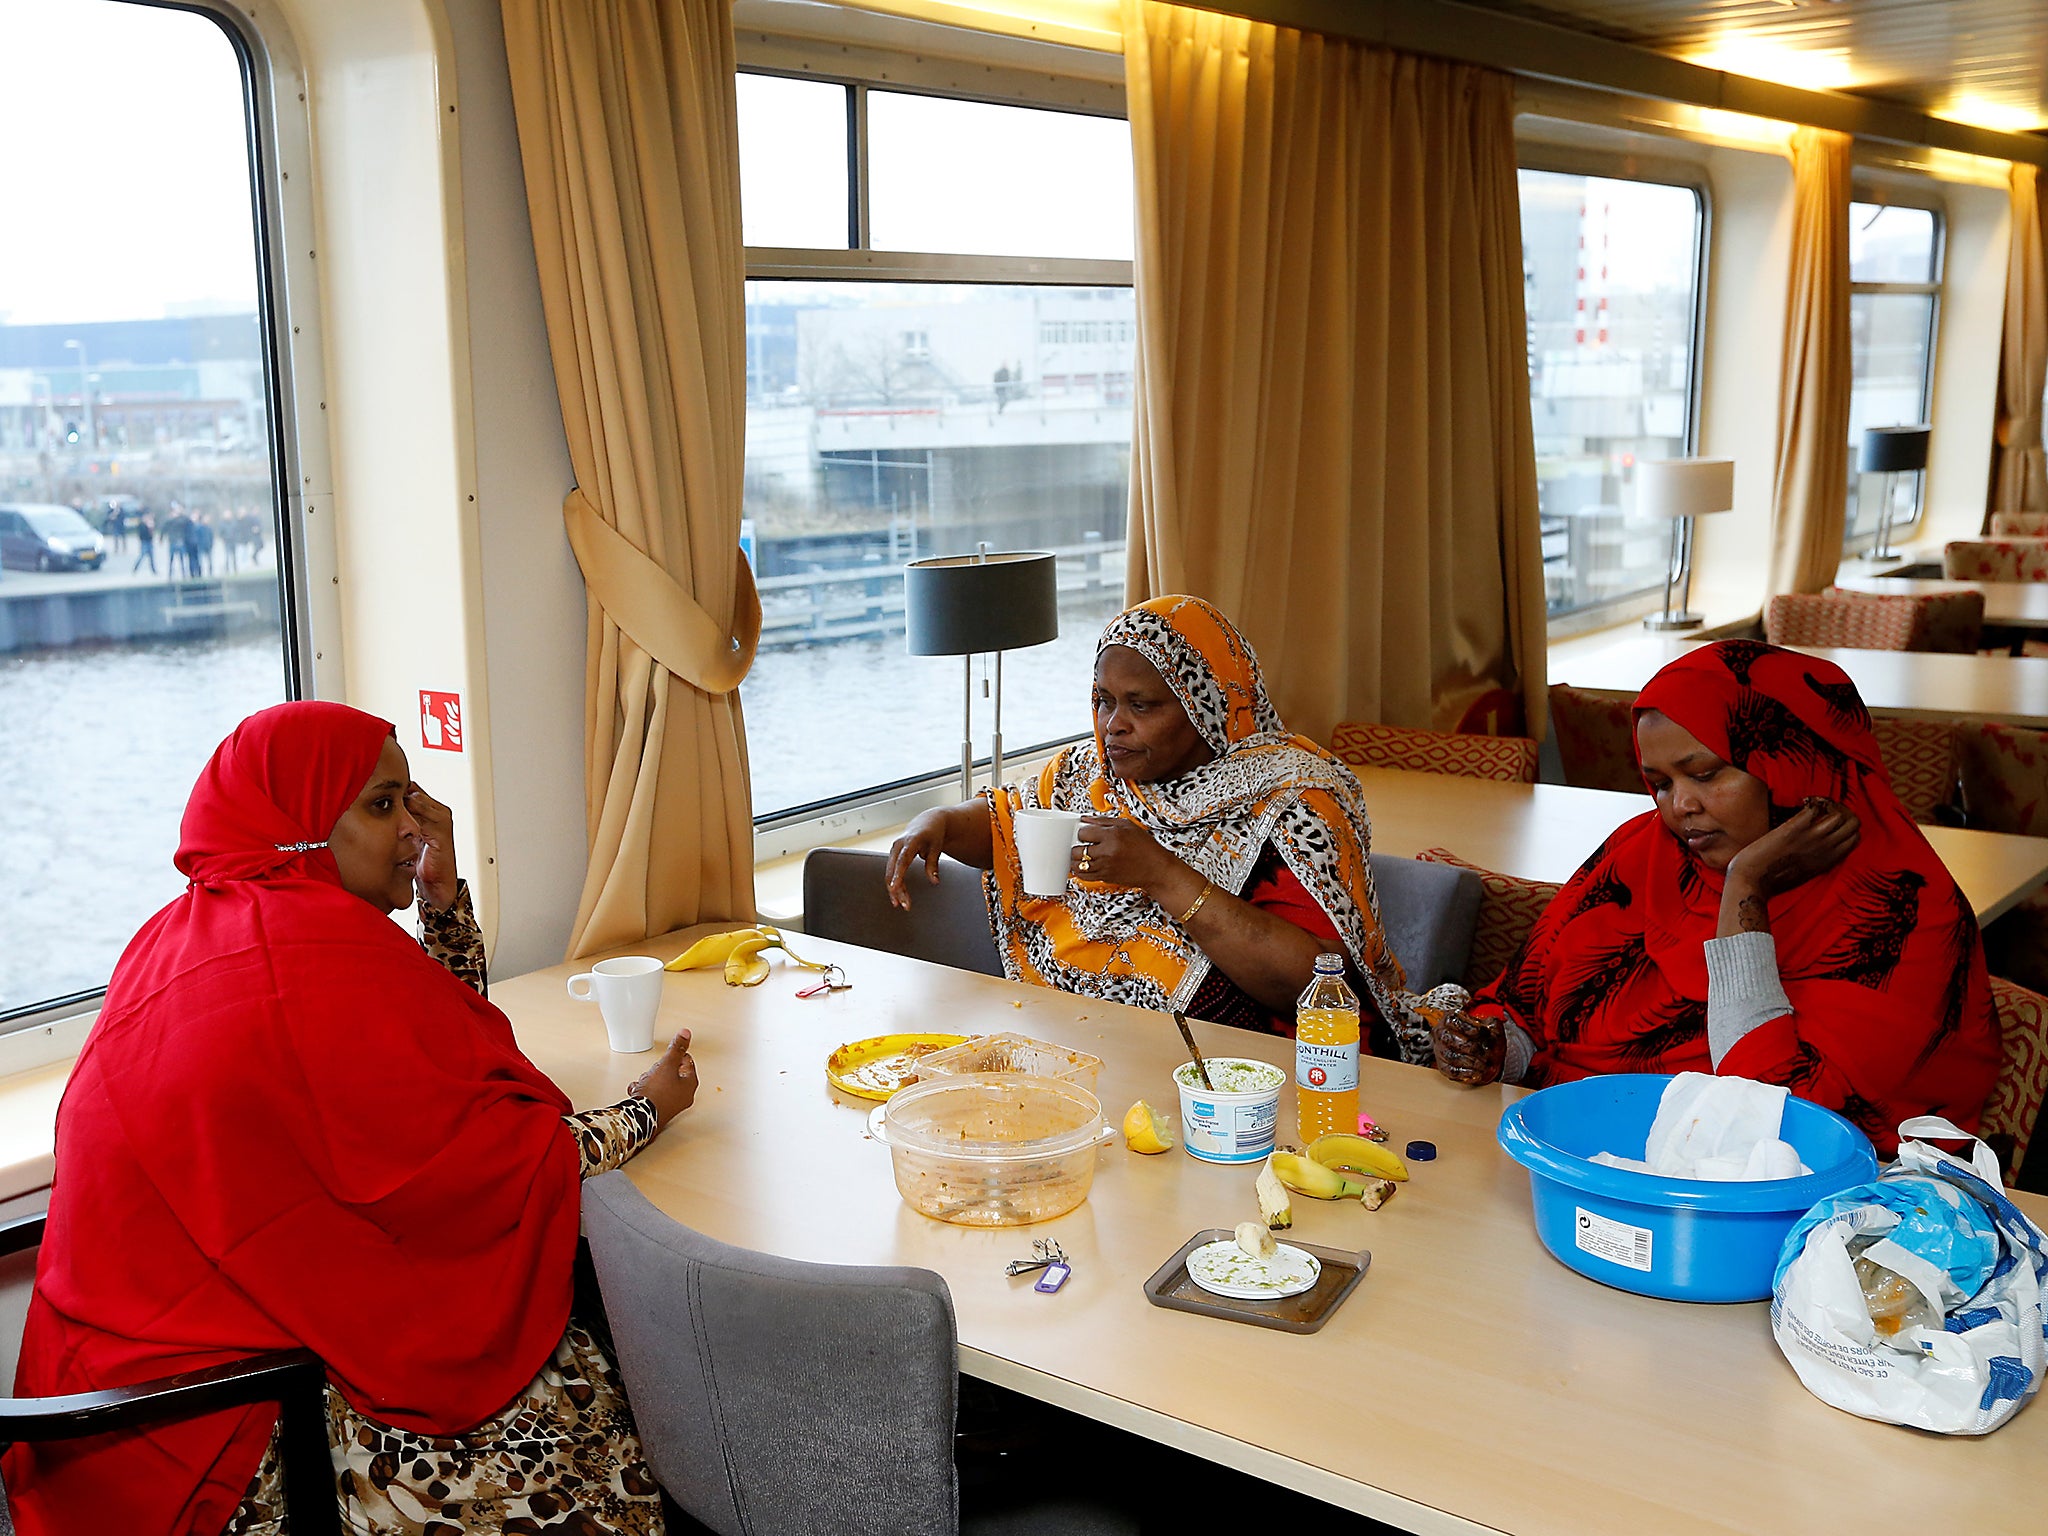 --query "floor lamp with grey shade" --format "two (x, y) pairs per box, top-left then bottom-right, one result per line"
(905, 549), (1060, 801)
(1860, 425), (1930, 561)
(1639, 457), (1735, 631)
